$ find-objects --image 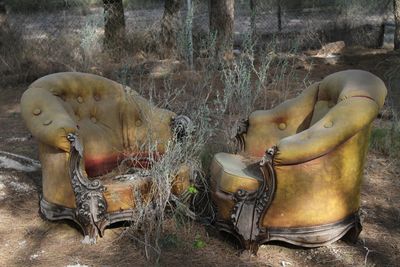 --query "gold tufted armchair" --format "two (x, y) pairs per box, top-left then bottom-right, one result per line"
(210, 70), (387, 252)
(21, 72), (191, 243)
